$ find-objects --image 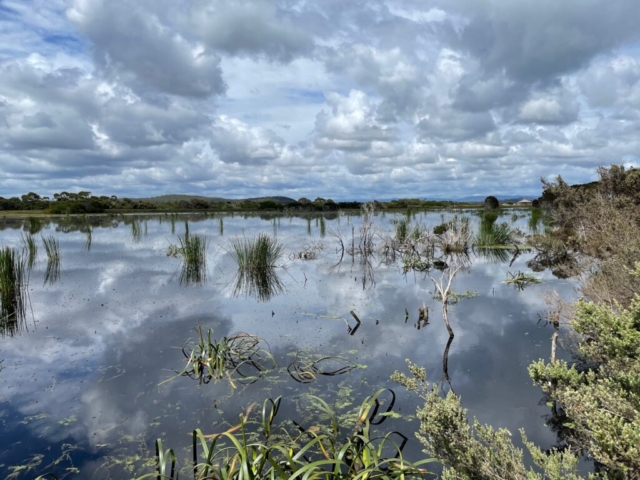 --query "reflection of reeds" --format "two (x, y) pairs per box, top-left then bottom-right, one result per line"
(20, 232), (38, 269)
(42, 235), (61, 285)
(131, 220), (142, 242)
(218, 217), (224, 236)
(177, 222), (208, 286)
(319, 215), (326, 237)
(84, 225), (92, 251)
(0, 247), (28, 336)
